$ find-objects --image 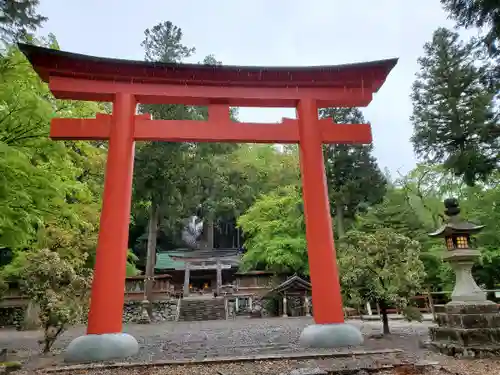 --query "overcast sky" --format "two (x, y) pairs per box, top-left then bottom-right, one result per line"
(38, 0), (464, 175)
